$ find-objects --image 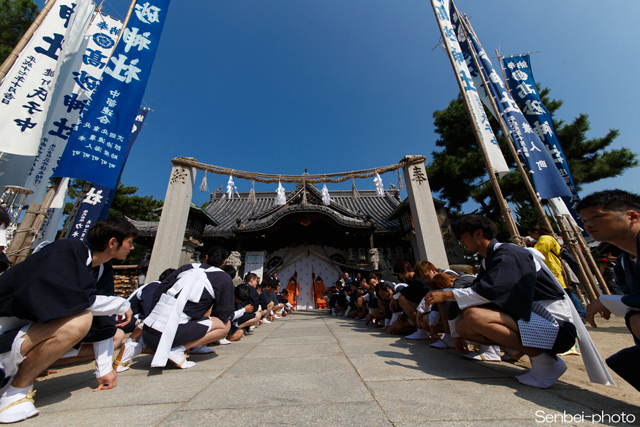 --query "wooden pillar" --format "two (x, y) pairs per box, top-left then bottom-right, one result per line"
(402, 155), (449, 268)
(147, 163), (196, 282)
